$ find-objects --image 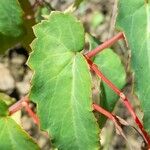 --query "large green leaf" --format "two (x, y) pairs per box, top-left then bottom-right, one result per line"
(0, 100), (39, 149)
(28, 12), (100, 149)
(87, 34), (126, 126)
(116, 0), (150, 133)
